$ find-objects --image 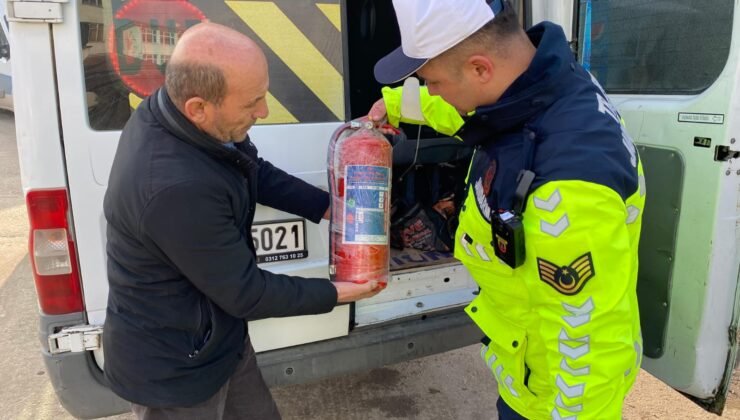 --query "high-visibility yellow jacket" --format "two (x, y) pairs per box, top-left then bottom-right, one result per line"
(382, 22), (644, 420)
